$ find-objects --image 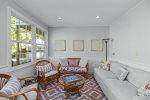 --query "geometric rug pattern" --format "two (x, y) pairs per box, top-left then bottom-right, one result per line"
(39, 75), (107, 100)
